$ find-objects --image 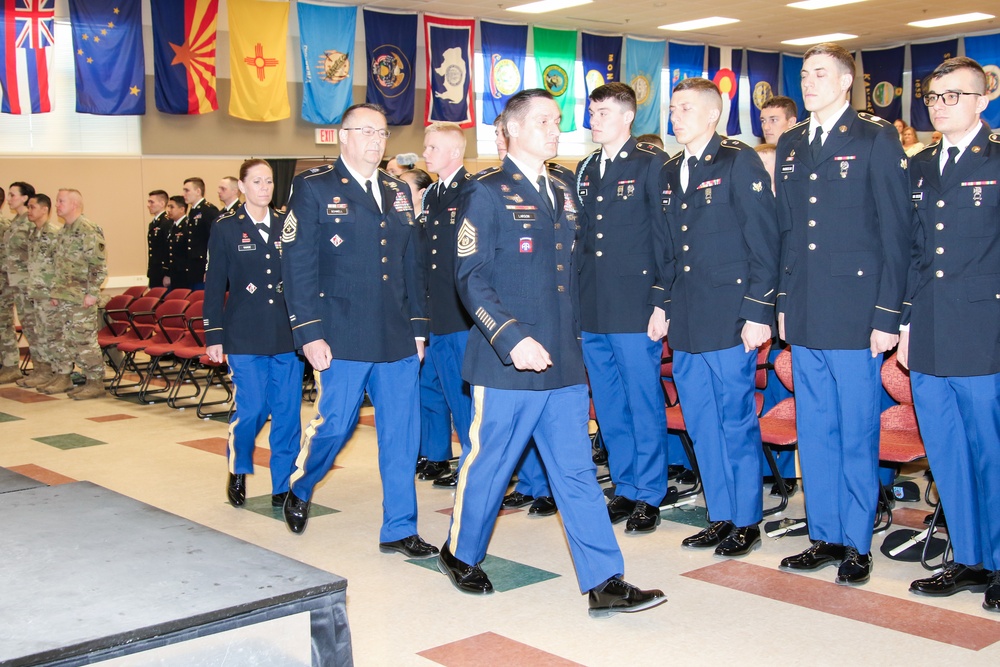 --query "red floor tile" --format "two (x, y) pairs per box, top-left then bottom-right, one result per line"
(418, 632), (584, 666)
(87, 414), (138, 423)
(178, 437), (270, 467)
(8, 464), (77, 486)
(0, 387), (58, 403)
